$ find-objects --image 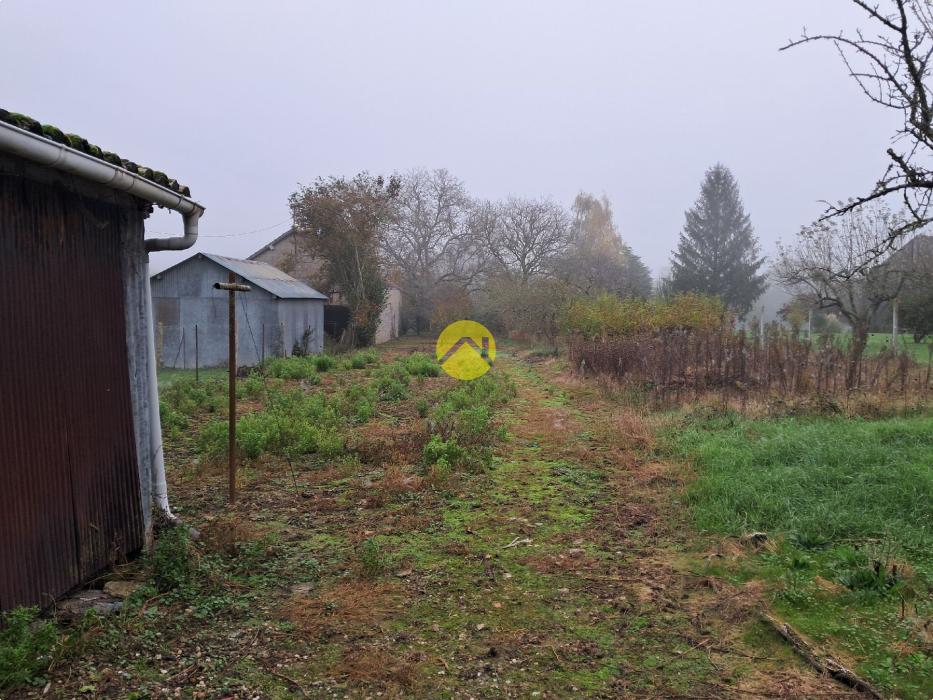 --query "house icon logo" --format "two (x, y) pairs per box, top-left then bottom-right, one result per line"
(435, 320), (496, 380)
